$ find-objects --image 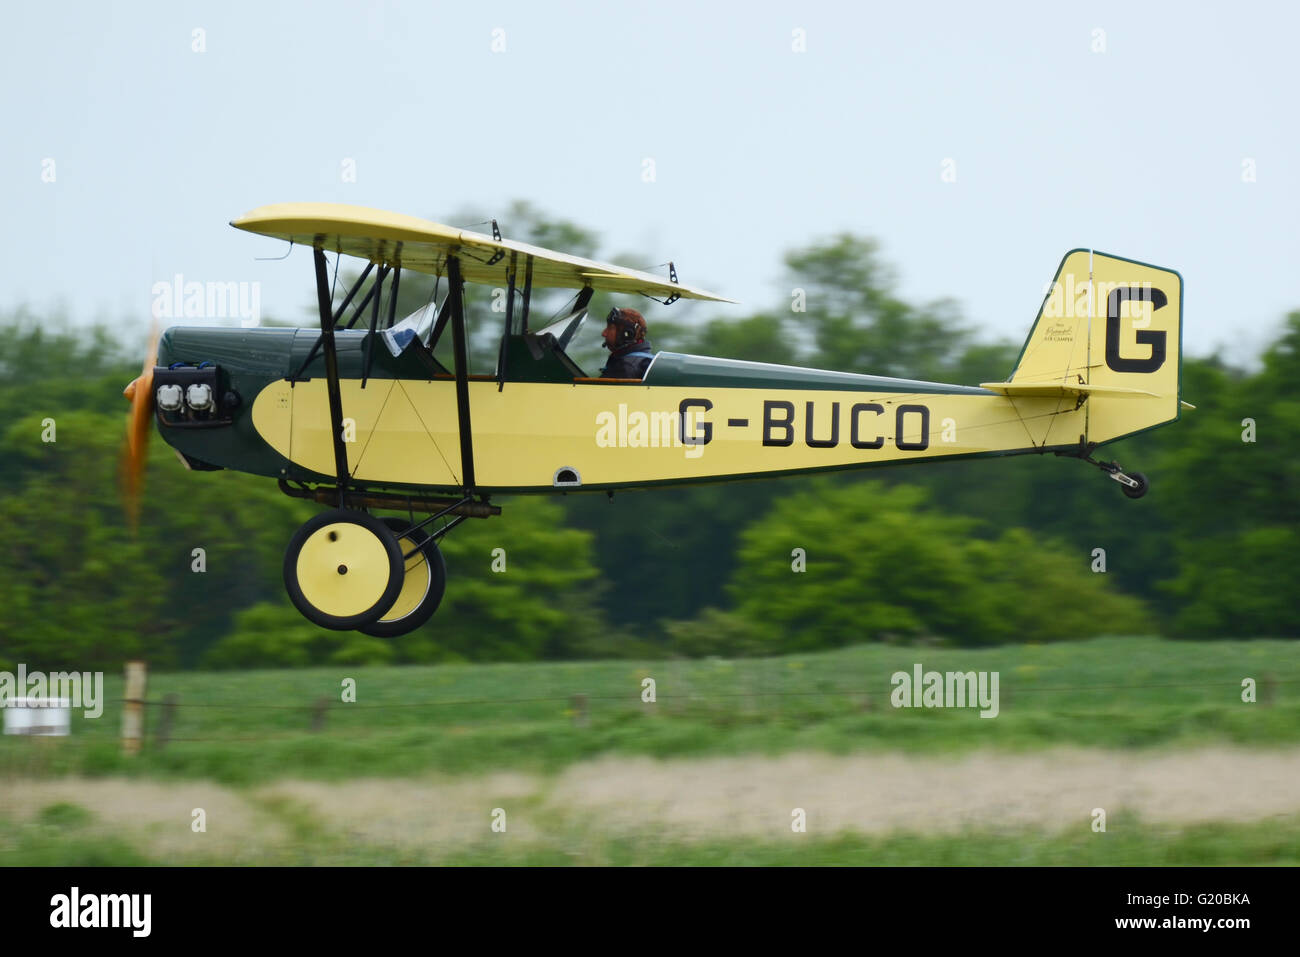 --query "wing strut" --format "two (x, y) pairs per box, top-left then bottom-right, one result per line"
(363, 247), (400, 388)
(343, 264), (389, 329)
(312, 245), (352, 506)
(446, 254), (476, 492)
(520, 256), (534, 332)
(497, 253), (517, 392)
(290, 260), (376, 384)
